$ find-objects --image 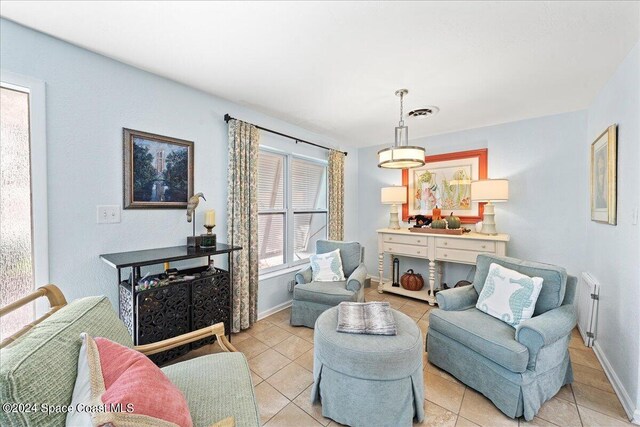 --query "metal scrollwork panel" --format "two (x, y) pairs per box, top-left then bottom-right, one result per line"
(191, 270), (231, 349)
(137, 283), (190, 344)
(119, 284), (134, 337)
